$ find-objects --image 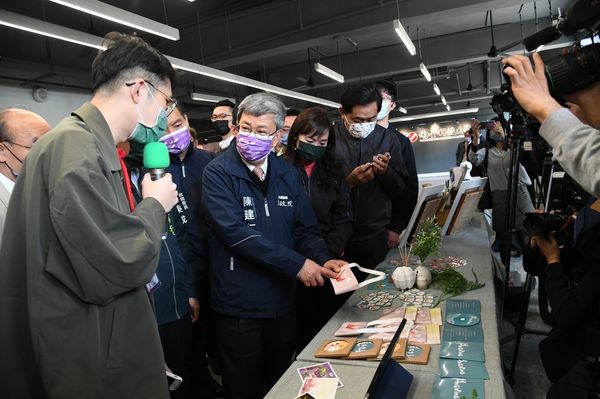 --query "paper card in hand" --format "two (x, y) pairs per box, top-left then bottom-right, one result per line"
(330, 263), (386, 295)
